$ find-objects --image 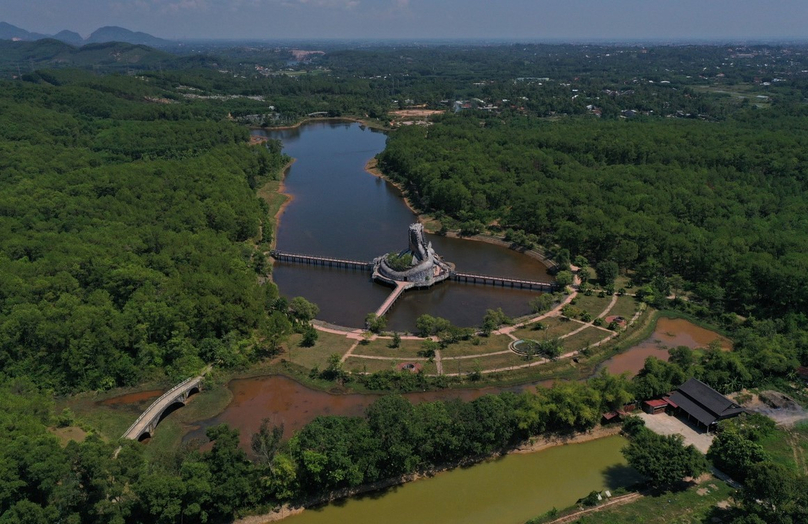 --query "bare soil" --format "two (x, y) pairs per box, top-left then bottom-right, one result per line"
(742, 390), (808, 427)
(390, 109), (444, 119)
